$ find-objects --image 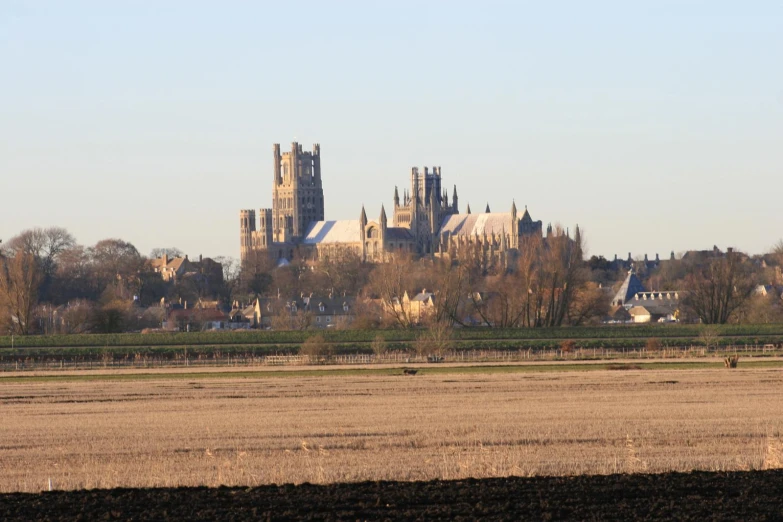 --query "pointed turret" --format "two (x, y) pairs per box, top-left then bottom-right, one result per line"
(511, 200), (517, 218)
(501, 225), (508, 250)
(573, 224), (583, 260)
(466, 203), (471, 214)
(393, 186), (400, 207)
(520, 205), (532, 222)
(380, 204), (387, 242)
(359, 205), (368, 252)
(452, 185), (459, 213)
(485, 203), (491, 213)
